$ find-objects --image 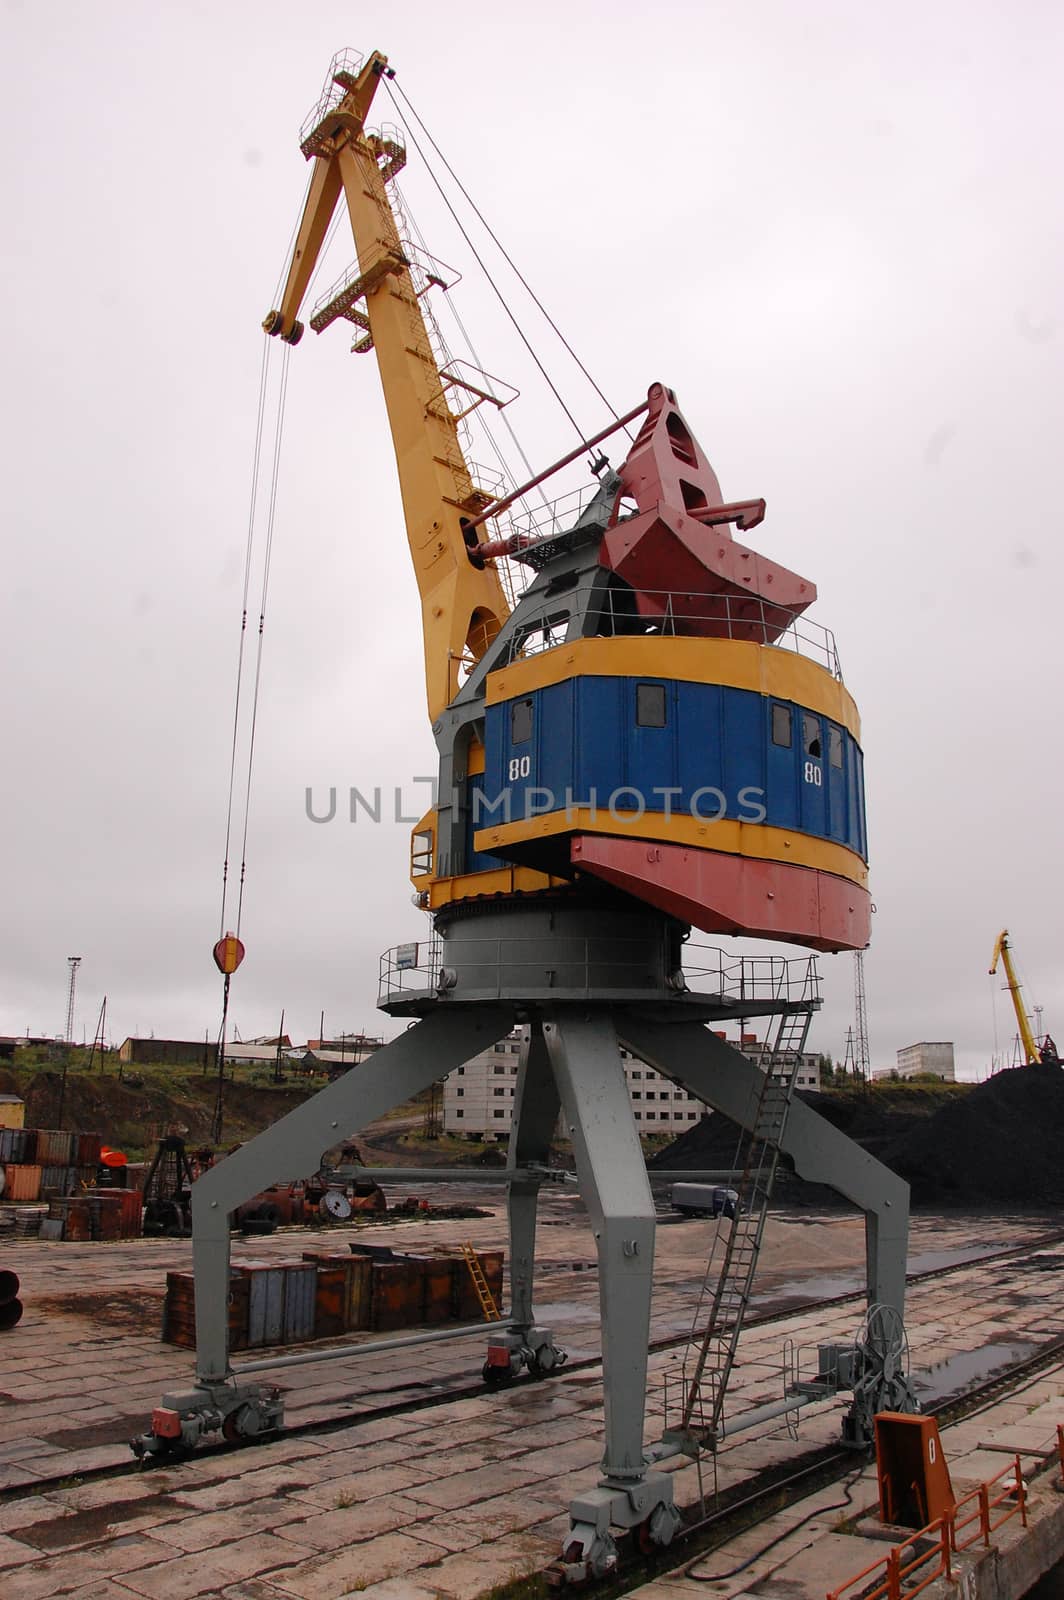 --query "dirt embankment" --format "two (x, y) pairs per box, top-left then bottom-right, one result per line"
(0, 1065), (314, 1157)
(651, 1064), (1064, 1208)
